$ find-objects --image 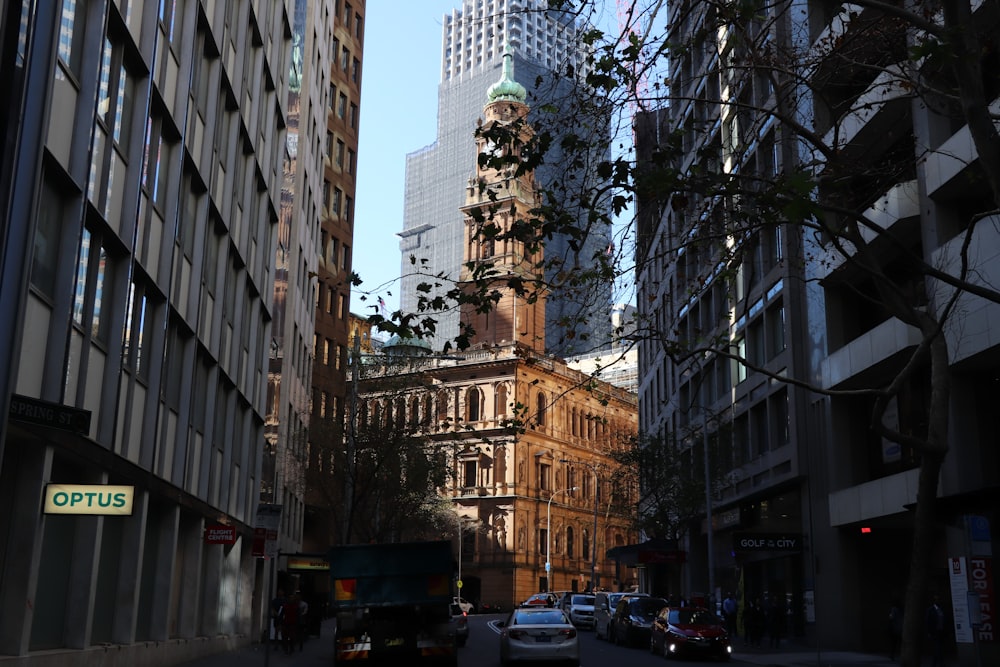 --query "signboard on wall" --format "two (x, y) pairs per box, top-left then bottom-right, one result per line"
(949, 557), (975, 644)
(43, 484), (134, 515)
(204, 524), (237, 545)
